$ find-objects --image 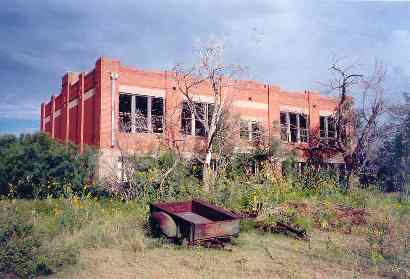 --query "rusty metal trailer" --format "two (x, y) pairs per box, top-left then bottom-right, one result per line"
(150, 199), (240, 244)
